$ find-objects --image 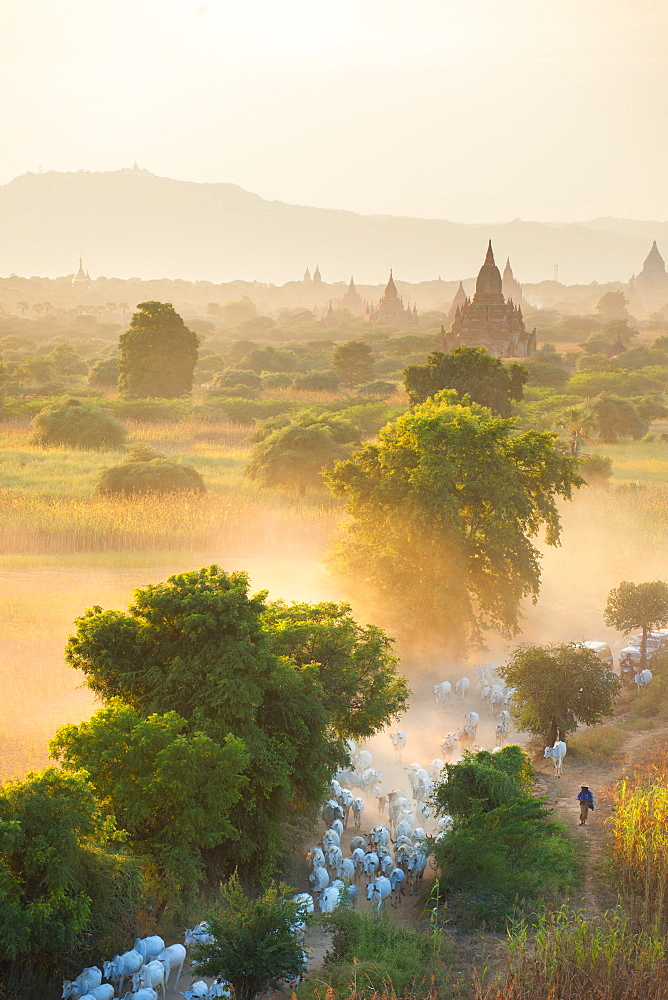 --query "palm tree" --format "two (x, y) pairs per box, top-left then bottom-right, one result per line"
(17, 301), (29, 317)
(557, 406), (597, 457)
